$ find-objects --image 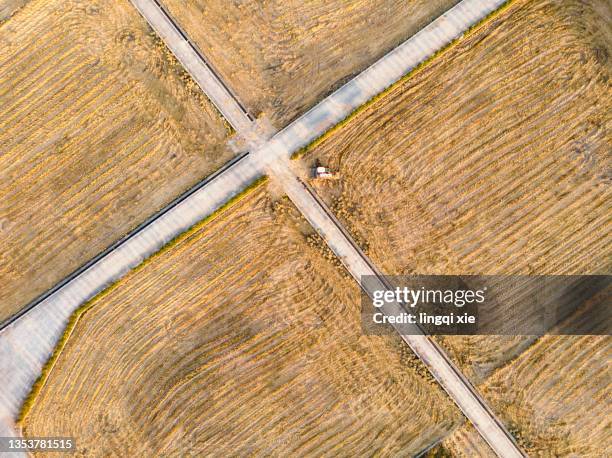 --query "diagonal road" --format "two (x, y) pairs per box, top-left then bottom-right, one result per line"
(0, 1), (524, 457)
